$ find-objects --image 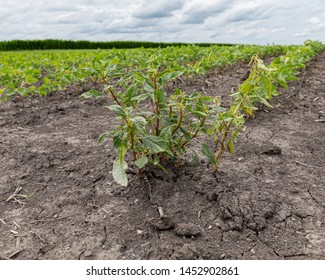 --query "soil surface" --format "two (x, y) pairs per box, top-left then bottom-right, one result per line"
(0, 53), (324, 260)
